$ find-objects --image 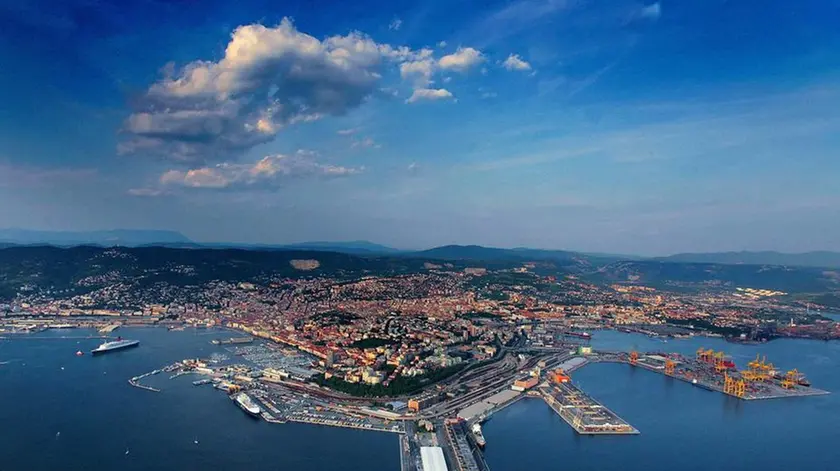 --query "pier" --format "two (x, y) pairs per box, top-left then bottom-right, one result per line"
(444, 419), (490, 471)
(98, 324), (120, 334)
(127, 363), (183, 393)
(540, 381), (639, 435)
(594, 350), (831, 401)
